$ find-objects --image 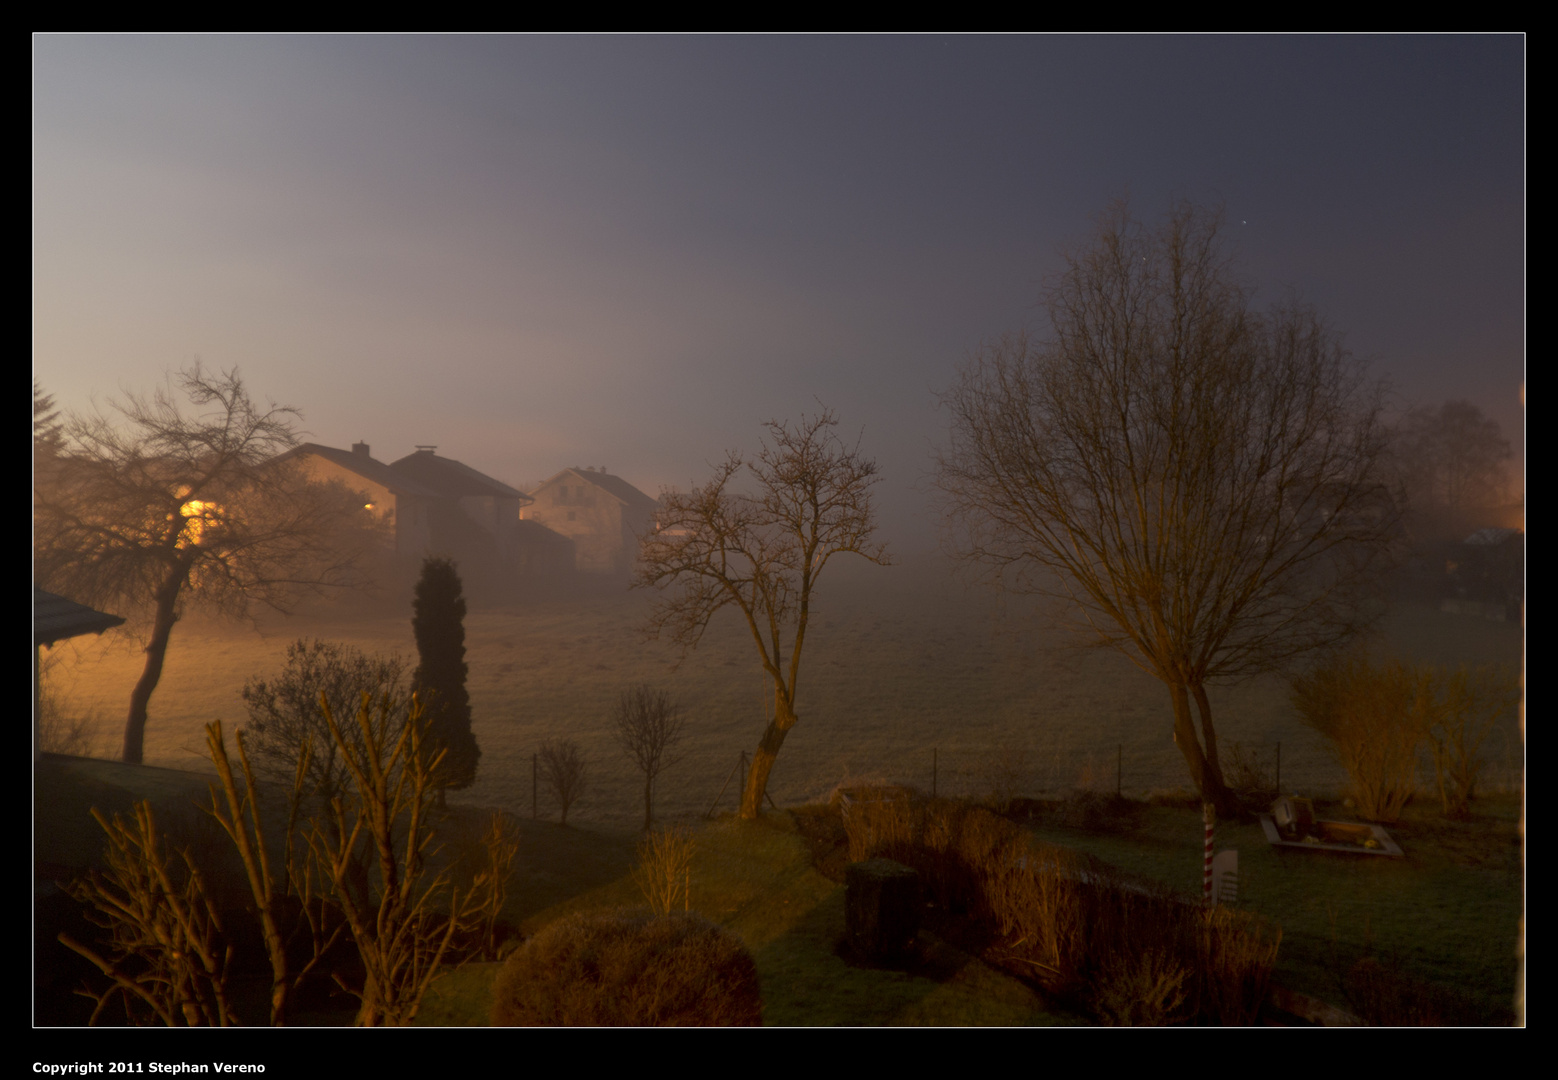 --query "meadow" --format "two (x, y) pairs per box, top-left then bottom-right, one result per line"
(43, 552), (1523, 832)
